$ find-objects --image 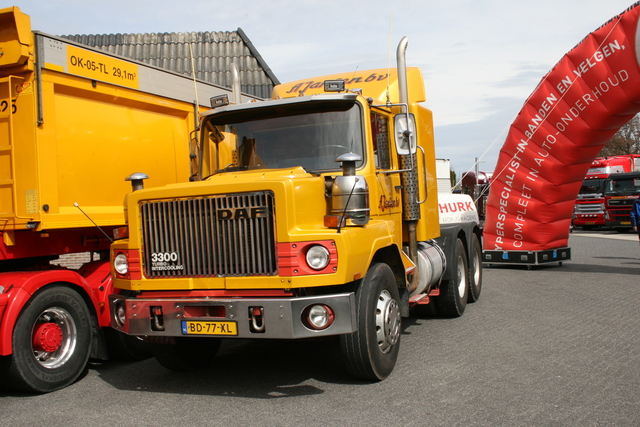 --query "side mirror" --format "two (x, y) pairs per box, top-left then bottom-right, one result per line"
(394, 113), (416, 155)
